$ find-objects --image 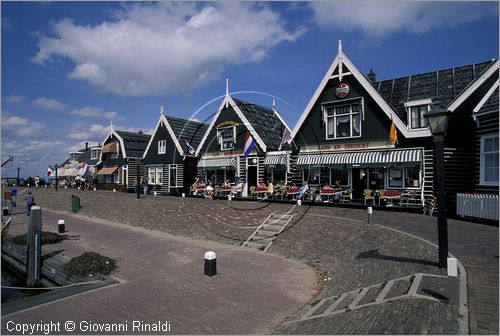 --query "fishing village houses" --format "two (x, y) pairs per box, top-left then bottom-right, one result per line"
(56, 42), (498, 221)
